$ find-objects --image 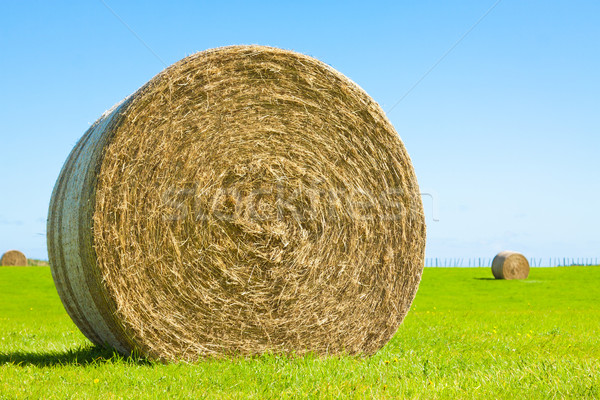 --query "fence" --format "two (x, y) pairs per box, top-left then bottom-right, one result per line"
(424, 257), (600, 268)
